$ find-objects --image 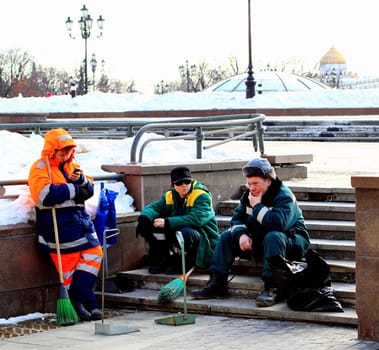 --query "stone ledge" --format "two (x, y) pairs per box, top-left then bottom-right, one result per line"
(264, 153), (313, 165)
(351, 176), (379, 189)
(102, 160), (310, 211)
(45, 108), (379, 119)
